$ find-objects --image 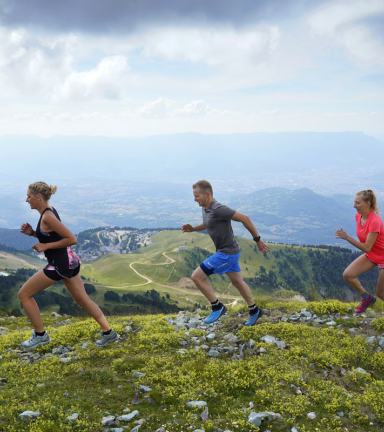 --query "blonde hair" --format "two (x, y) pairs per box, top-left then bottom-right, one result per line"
(28, 182), (58, 202)
(193, 180), (213, 196)
(356, 189), (380, 214)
